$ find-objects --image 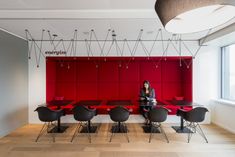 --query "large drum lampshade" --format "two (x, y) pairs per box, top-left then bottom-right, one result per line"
(155, 0), (235, 34)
